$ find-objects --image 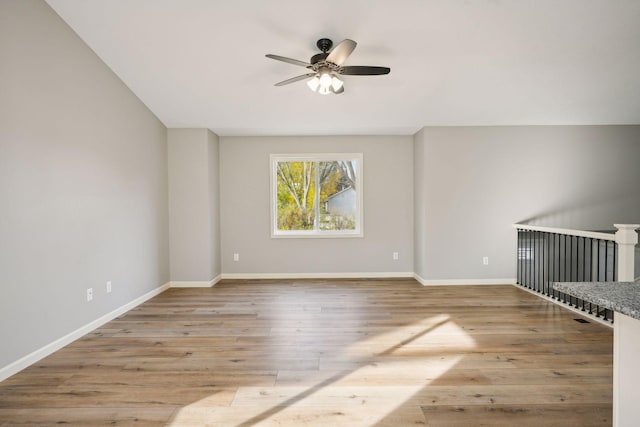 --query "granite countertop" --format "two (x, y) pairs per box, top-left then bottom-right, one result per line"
(553, 281), (640, 320)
